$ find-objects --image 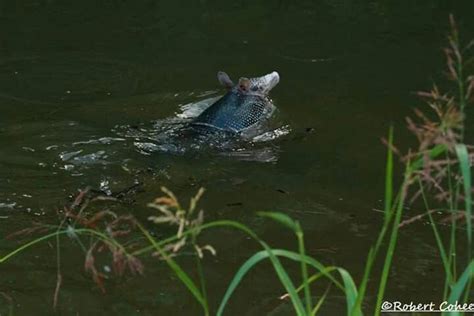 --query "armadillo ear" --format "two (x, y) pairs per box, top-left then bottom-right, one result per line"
(238, 77), (250, 92)
(217, 71), (234, 89)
